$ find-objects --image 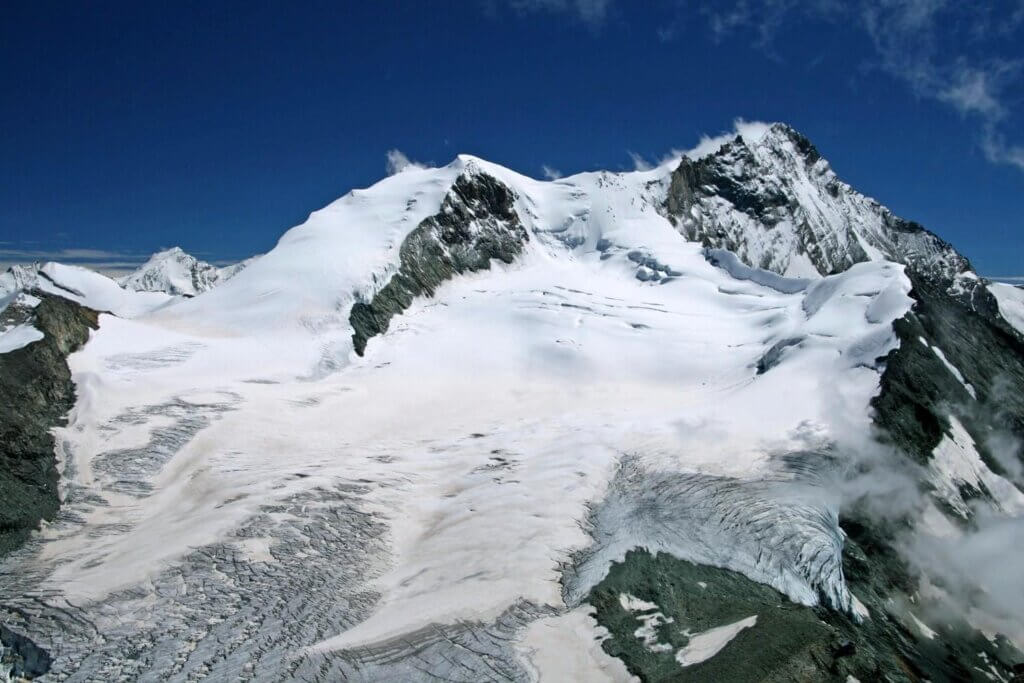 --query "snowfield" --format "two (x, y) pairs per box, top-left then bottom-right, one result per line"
(0, 148), (932, 679)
